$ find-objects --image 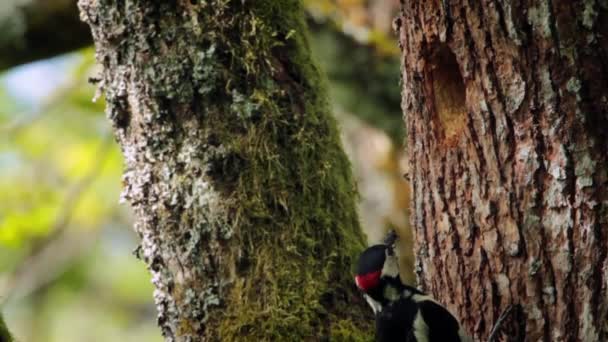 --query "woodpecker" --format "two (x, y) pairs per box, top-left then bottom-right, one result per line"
(355, 233), (471, 342)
